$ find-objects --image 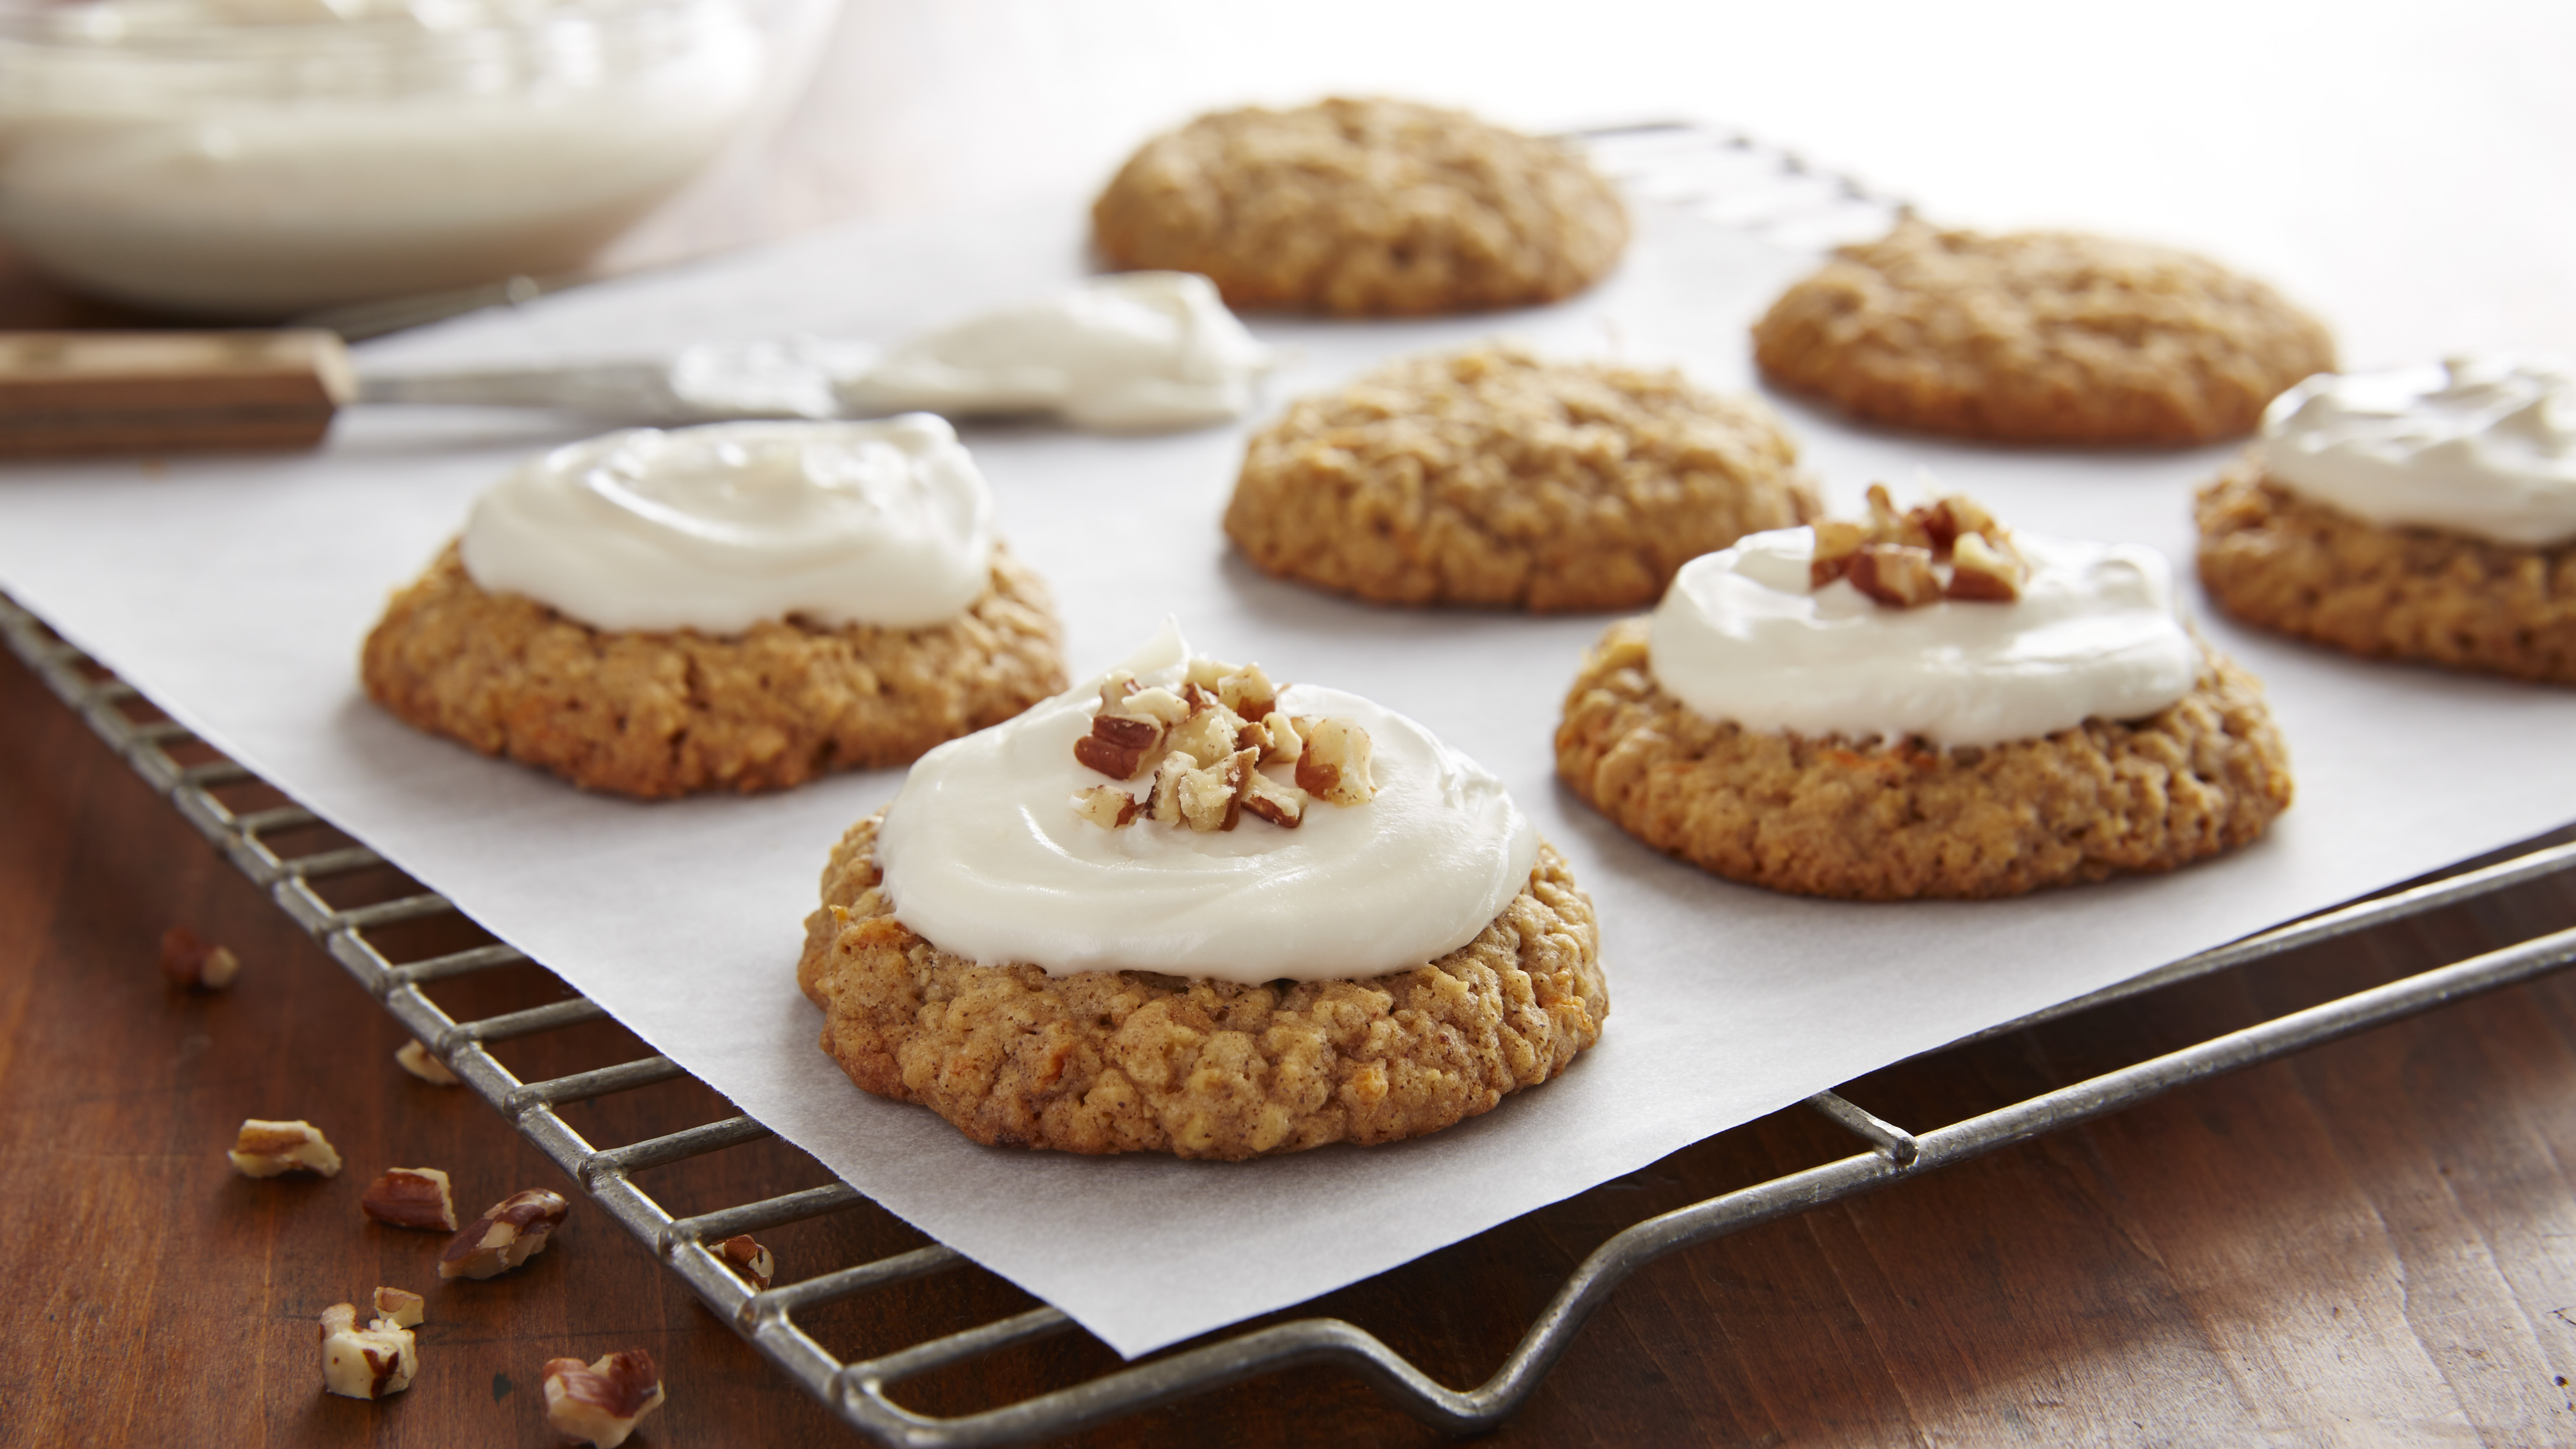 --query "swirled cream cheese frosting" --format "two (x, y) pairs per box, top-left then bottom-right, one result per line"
(1650, 526), (2201, 747)
(834, 272), (1273, 432)
(875, 622), (1539, 984)
(2260, 357), (2576, 548)
(459, 415), (994, 634)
